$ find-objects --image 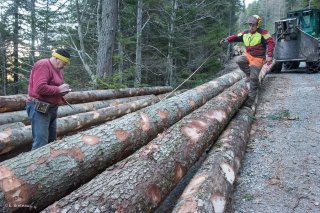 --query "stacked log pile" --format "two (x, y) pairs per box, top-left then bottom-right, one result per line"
(172, 107), (254, 213)
(0, 70), (262, 213)
(43, 80), (248, 212)
(0, 95), (159, 155)
(0, 86), (173, 113)
(0, 95), (159, 125)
